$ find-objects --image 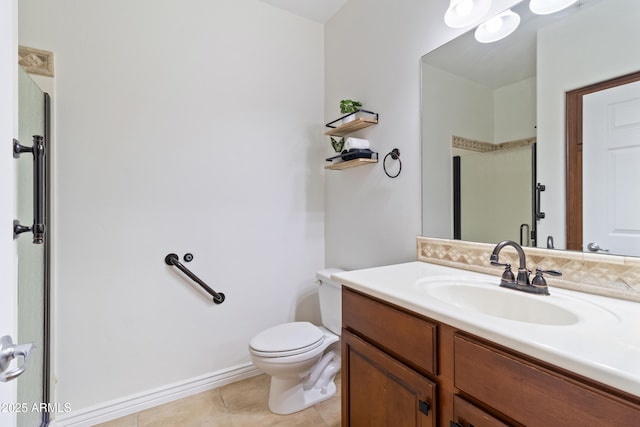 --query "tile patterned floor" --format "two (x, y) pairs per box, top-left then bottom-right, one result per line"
(95, 373), (341, 427)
